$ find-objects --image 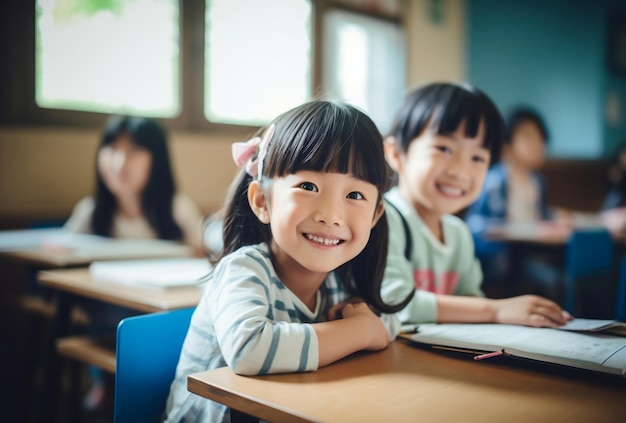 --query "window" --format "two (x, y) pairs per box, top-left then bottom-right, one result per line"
(205, 0), (312, 126)
(36, 0), (180, 117)
(20, 0), (406, 131)
(322, 8), (406, 134)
